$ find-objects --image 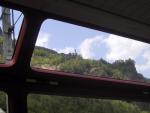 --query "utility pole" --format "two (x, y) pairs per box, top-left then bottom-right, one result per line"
(1, 7), (12, 113)
(1, 7), (13, 61)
